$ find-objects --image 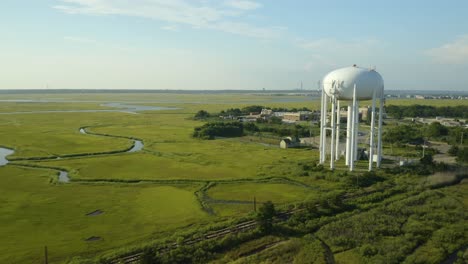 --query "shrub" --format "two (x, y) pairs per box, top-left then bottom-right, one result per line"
(193, 121), (244, 139)
(194, 110), (210, 120)
(257, 201), (276, 234)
